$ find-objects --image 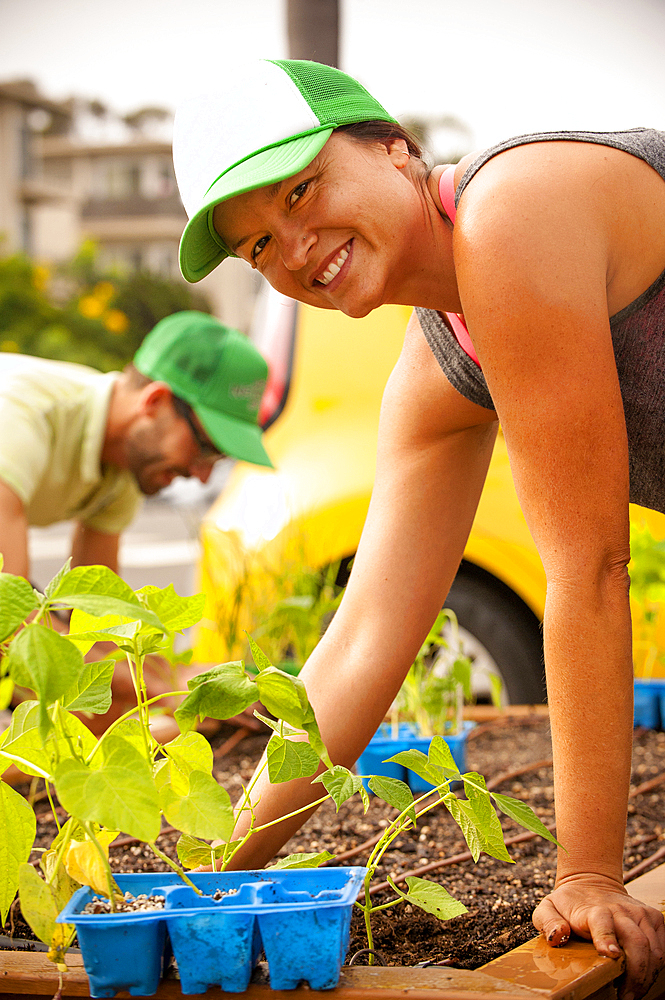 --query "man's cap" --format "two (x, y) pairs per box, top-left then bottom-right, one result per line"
(174, 59), (397, 283)
(133, 311), (273, 468)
